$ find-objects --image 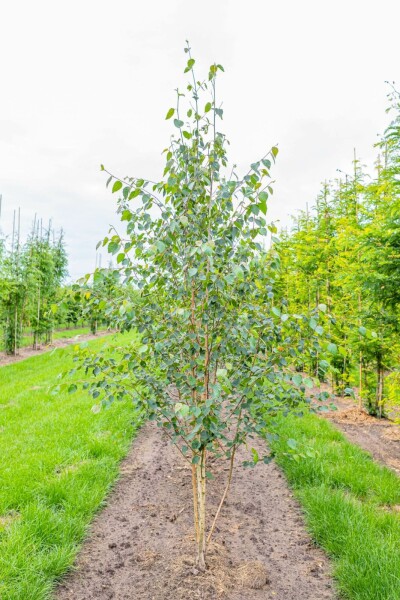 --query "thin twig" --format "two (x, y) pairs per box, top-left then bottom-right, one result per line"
(207, 445), (236, 545)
